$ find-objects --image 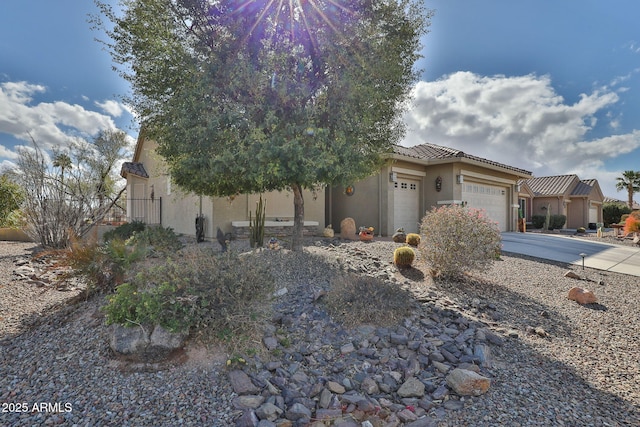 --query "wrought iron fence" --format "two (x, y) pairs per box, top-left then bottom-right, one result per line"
(125, 197), (162, 225)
